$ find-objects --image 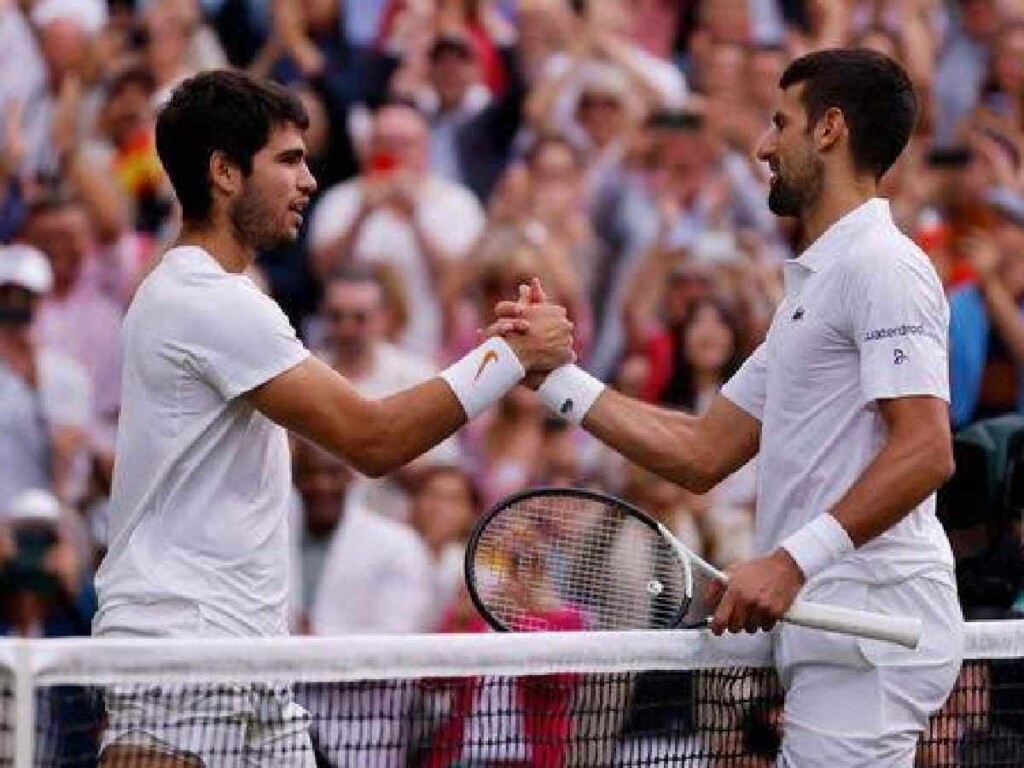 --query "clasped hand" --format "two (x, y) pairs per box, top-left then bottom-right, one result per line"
(482, 278), (575, 377)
